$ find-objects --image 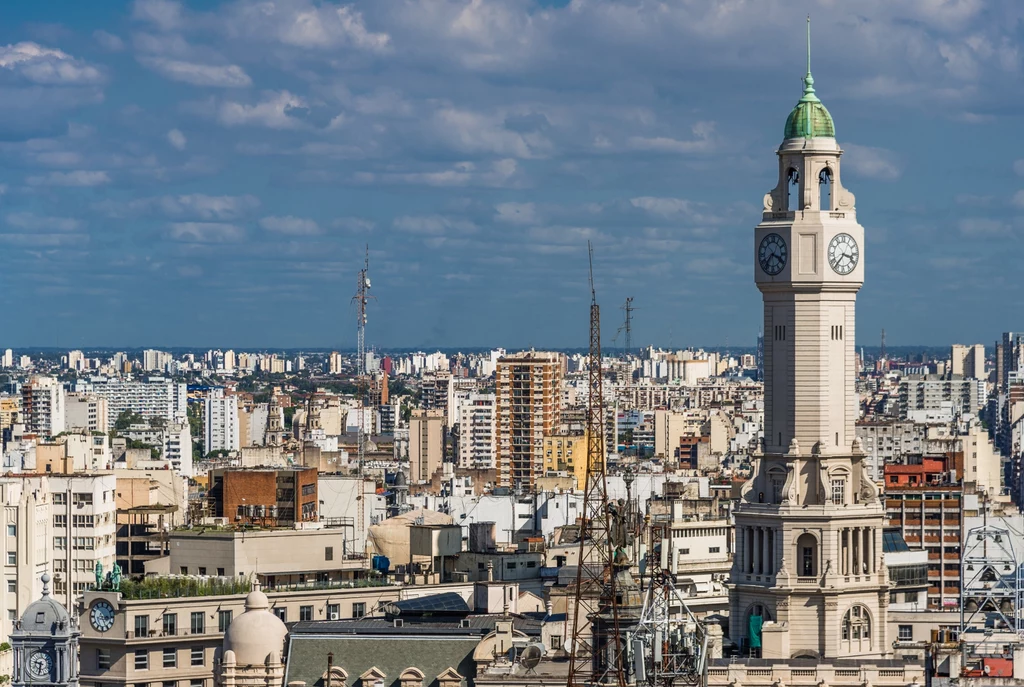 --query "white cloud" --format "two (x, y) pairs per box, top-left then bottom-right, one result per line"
(225, 2), (390, 52)
(140, 57), (252, 87)
(132, 0), (185, 31)
(93, 31), (125, 52)
(167, 128), (187, 150)
(259, 215), (322, 235)
(218, 91), (308, 129)
(333, 217), (375, 232)
(94, 194), (259, 220)
(841, 144), (902, 180)
(0, 42), (103, 85)
(958, 217), (1011, 237)
(393, 215), (477, 235)
(27, 170), (110, 186)
(431, 108), (551, 158)
(6, 212), (81, 232)
(495, 202), (536, 224)
(627, 122), (716, 154)
(357, 159), (521, 188)
(159, 194), (259, 220)
(168, 222), (244, 242)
